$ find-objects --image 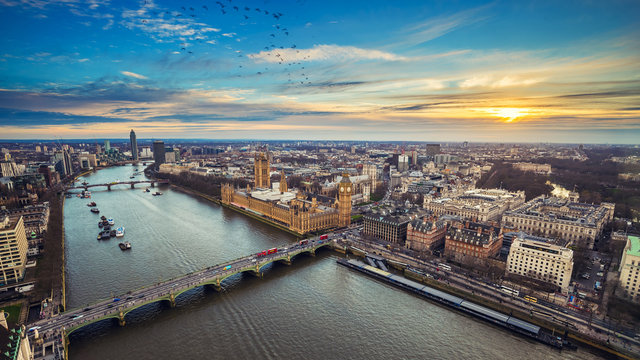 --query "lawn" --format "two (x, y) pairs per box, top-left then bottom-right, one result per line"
(0, 304), (22, 327)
